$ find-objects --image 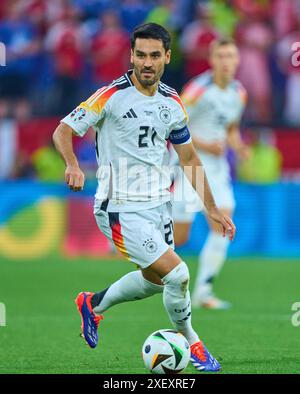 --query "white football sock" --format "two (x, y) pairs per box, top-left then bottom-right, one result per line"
(93, 270), (163, 314)
(193, 232), (229, 300)
(162, 262), (199, 345)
